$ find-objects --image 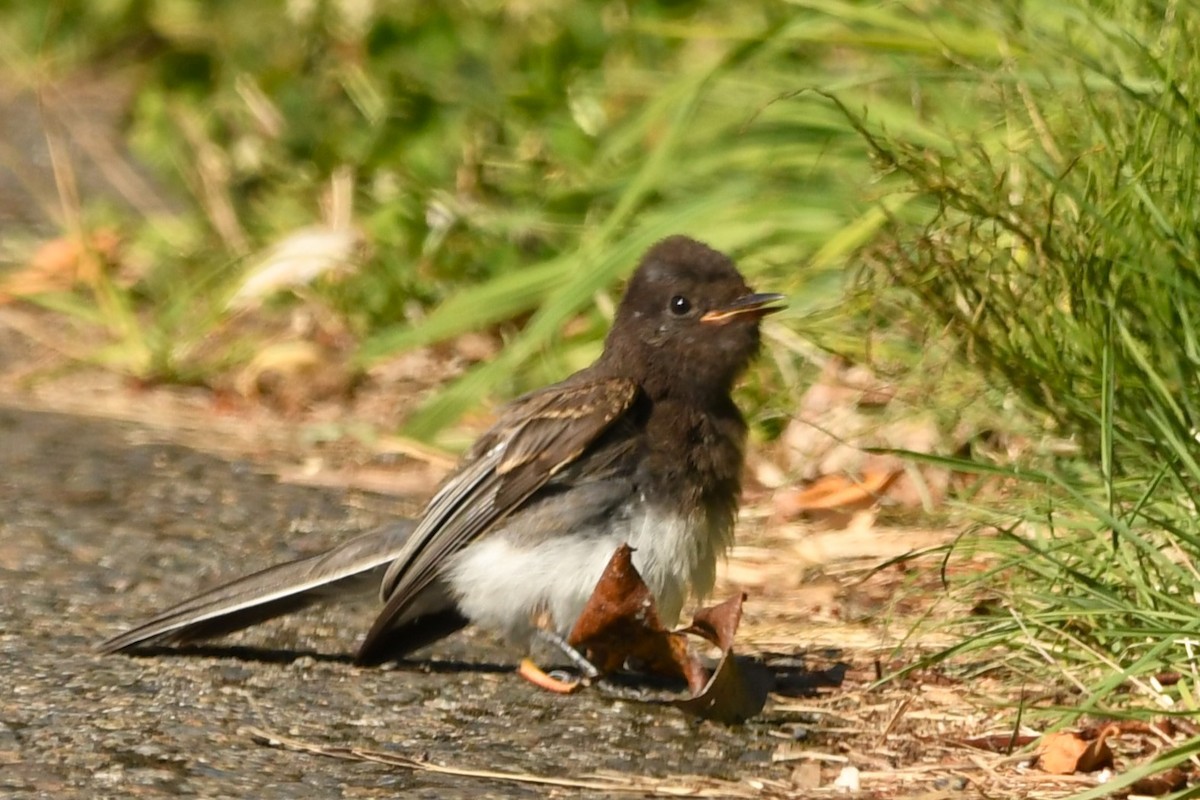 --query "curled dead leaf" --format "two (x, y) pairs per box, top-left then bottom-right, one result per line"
(565, 545), (771, 723)
(1035, 727), (1115, 775)
(567, 544), (701, 690)
(231, 339), (358, 413)
(672, 593), (772, 724)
